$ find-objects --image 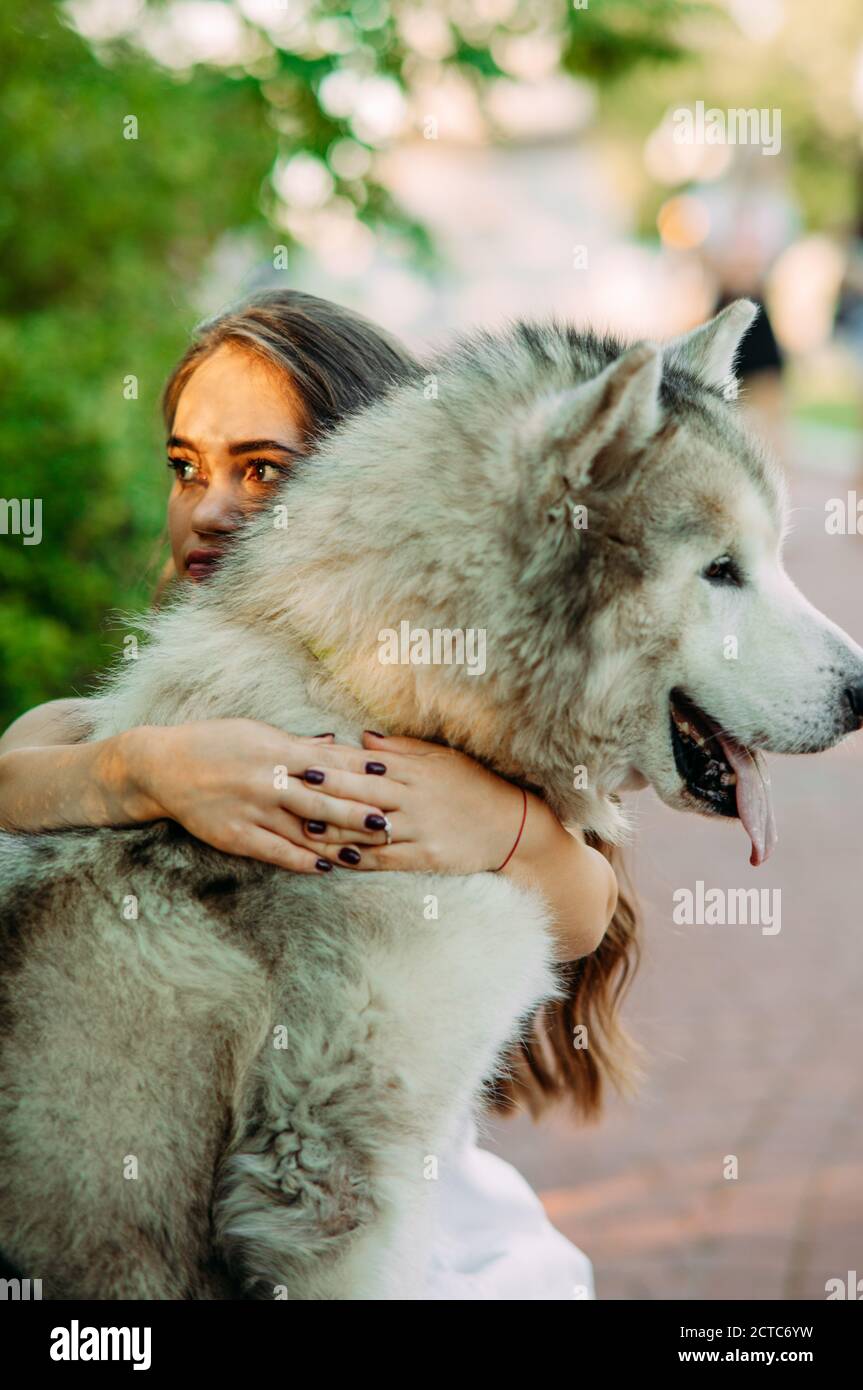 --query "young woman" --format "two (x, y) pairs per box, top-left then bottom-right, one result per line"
(0, 289), (639, 1299)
